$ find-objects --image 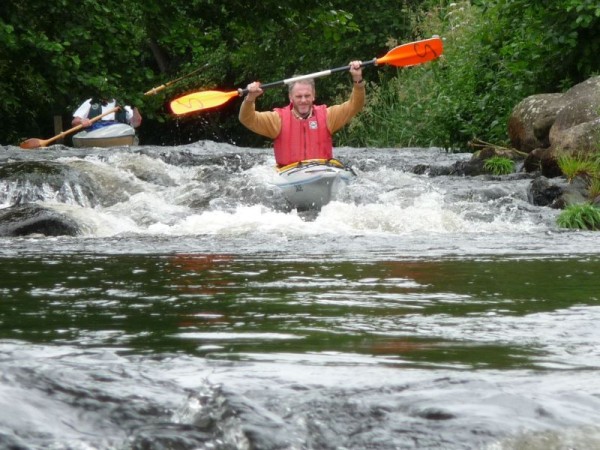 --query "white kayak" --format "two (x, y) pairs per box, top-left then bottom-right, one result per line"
(72, 122), (137, 148)
(272, 159), (355, 211)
